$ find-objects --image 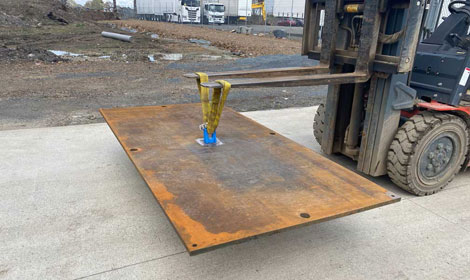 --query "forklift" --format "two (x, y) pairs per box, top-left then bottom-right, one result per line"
(186, 0), (470, 196)
(315, 0), (470, 196)
(102, 0), (470, 254)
